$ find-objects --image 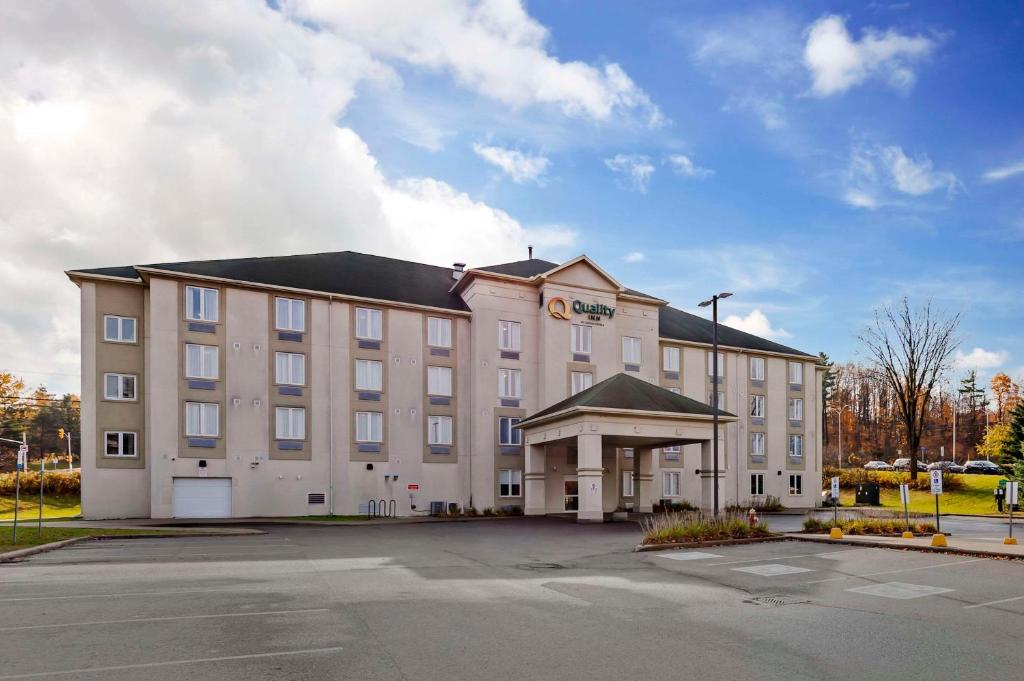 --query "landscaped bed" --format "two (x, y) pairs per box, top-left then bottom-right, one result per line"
(803, 516), (937, 536)
(640, 511), (773, 546)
